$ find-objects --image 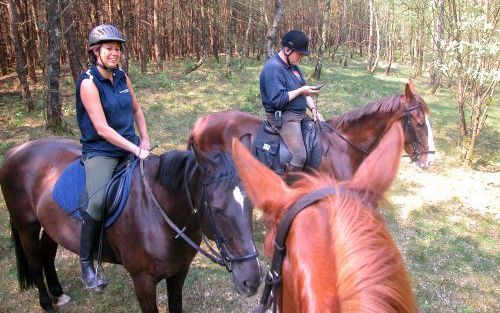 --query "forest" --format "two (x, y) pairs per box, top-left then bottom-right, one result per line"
(0, 0), (498, 312)
(1, 0), (497, 162)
